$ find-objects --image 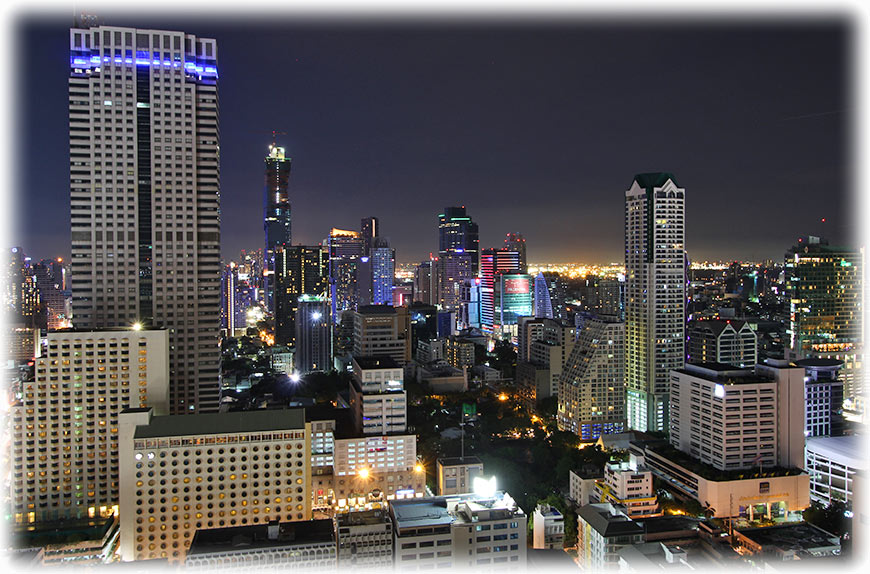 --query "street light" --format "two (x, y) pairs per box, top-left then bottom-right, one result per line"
(414, 463), (424, 473)
(357, 468), (370, 479)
